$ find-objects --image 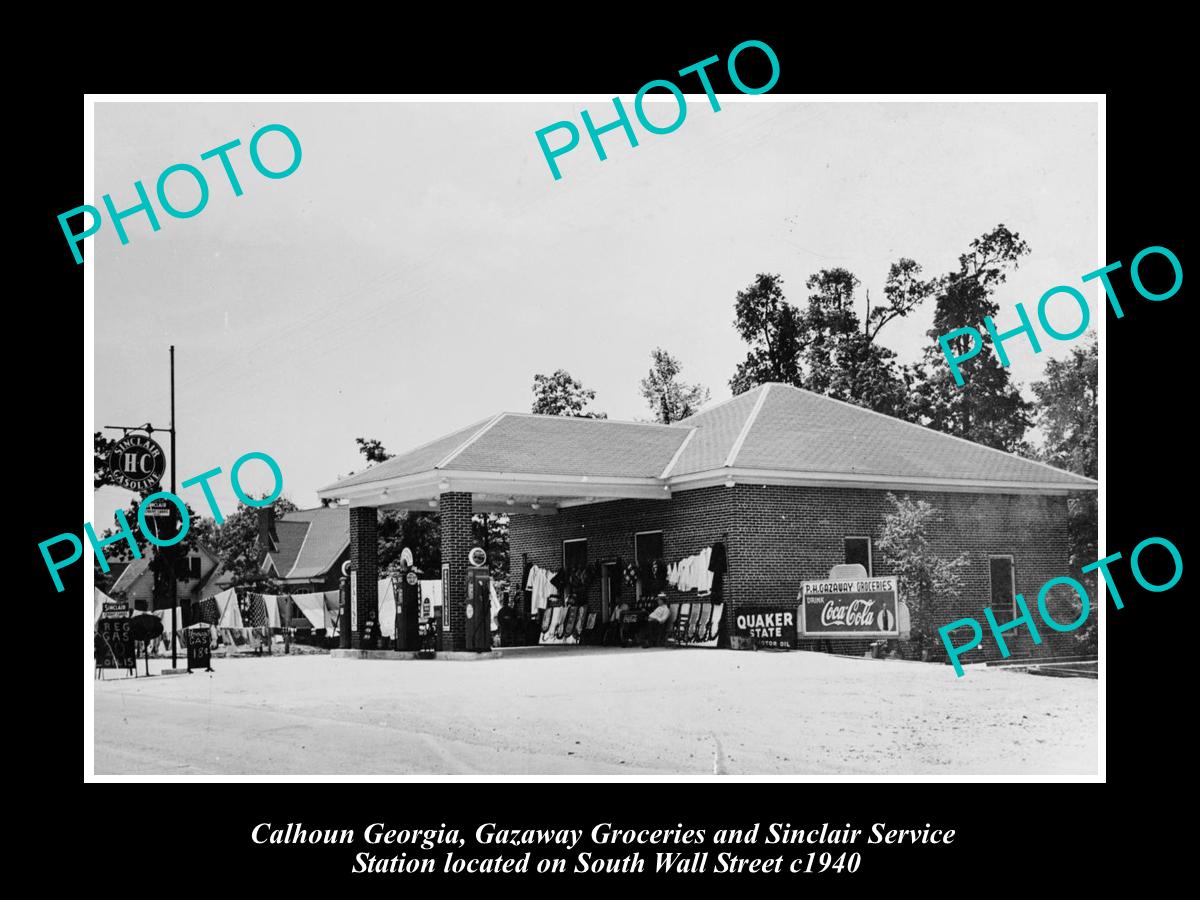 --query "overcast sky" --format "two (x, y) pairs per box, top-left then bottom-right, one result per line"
(93, 99), (1098, 523)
